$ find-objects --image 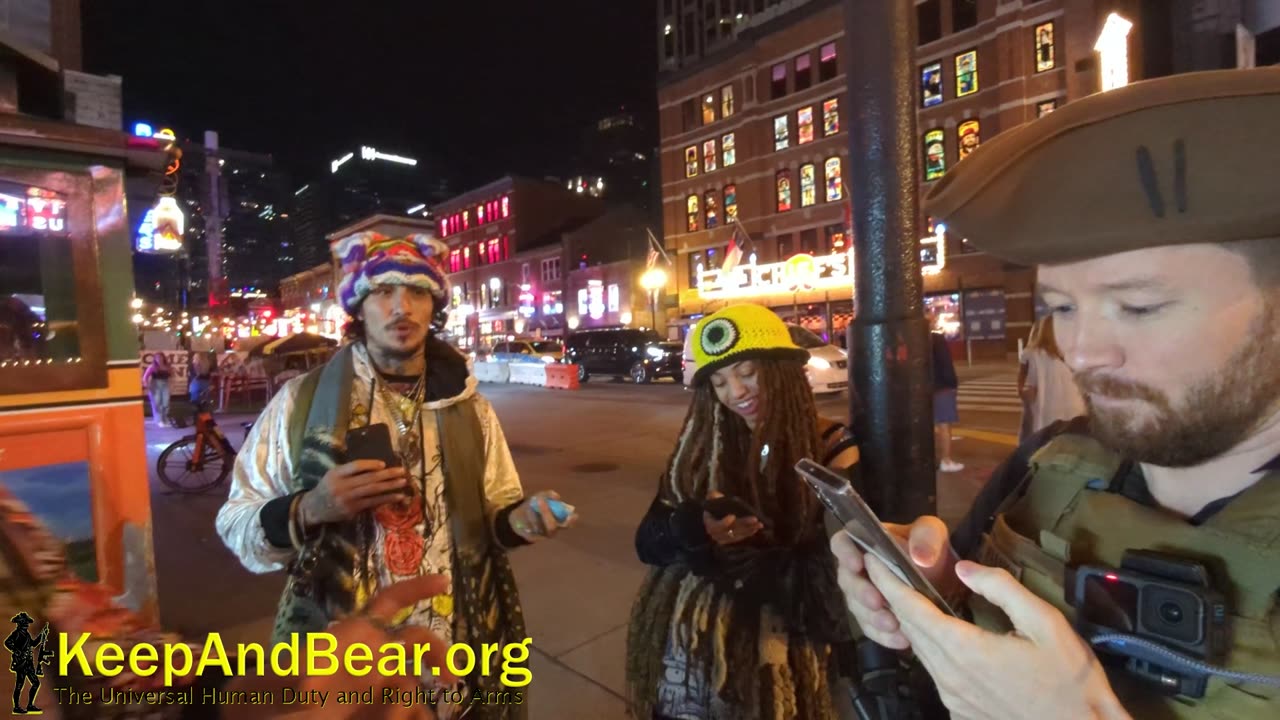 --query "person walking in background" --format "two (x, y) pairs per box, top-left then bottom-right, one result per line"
(187, 350), (216, 408)
(930, 330), (963, 472)
(142, 353), (173, 426)
(1018, 315), (1085, 442)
